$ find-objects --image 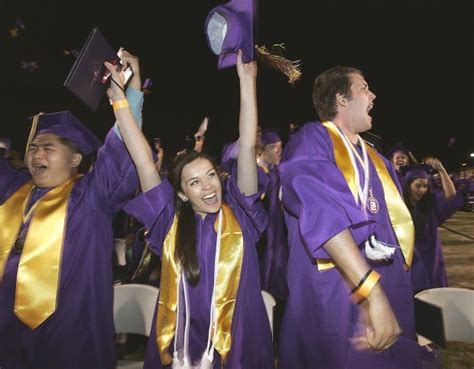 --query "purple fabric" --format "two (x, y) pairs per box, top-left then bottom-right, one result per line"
(259, 167), (289, 300)
(410, 189), (465, 291)
(220, 140), (240, 174)
(277, 122), (424, 369)
(124, 173), (274, 369)
(0, 130), (139, 369)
